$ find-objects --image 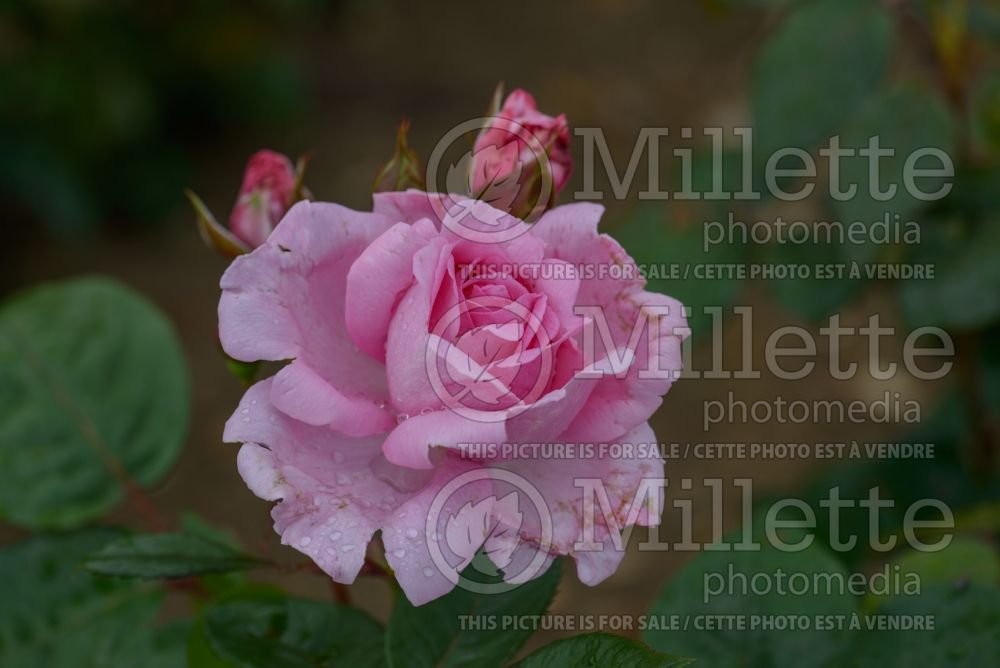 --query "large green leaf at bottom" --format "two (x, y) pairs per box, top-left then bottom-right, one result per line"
(0, 276), (190, 528)
(203, 595), (386, 668)
(514, 633), (692, 668)
(643, 541), (857, 667)
(849, 585), (1000, 667)
(385, 559), (562, 668)
(0, 529), (184, 667)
